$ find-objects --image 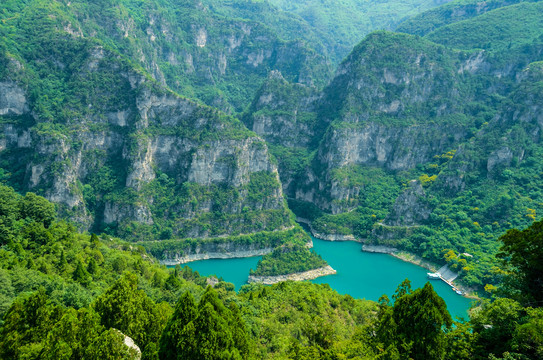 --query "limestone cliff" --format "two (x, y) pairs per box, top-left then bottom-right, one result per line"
(0, 42), (290, 240)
